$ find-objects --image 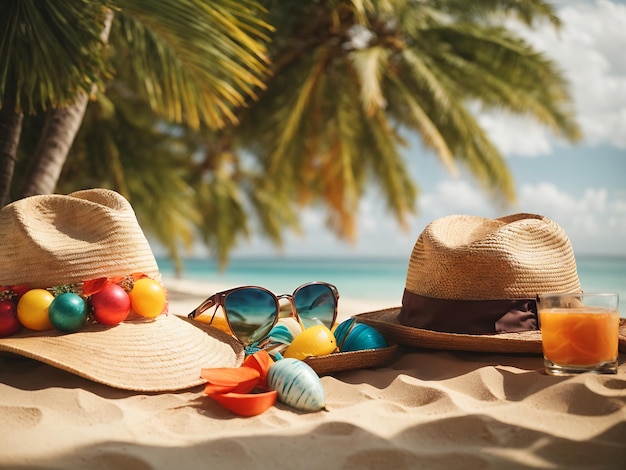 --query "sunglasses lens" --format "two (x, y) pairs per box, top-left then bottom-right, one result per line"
(294, 284), (336, 329)
(224, 288), (277, 344)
